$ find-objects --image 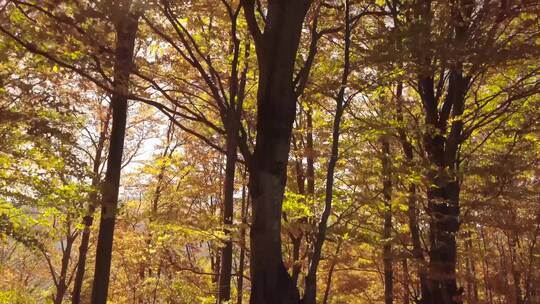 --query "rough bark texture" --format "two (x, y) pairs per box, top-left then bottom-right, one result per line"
(244, 1), (311, 303)
(90, 13), (138, 304)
